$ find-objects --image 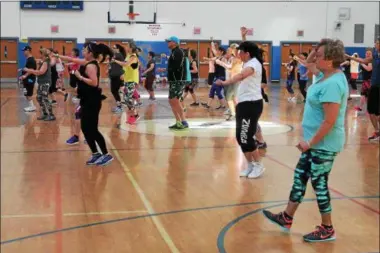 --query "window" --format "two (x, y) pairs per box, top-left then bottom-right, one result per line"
(354, 24), (365, 44)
